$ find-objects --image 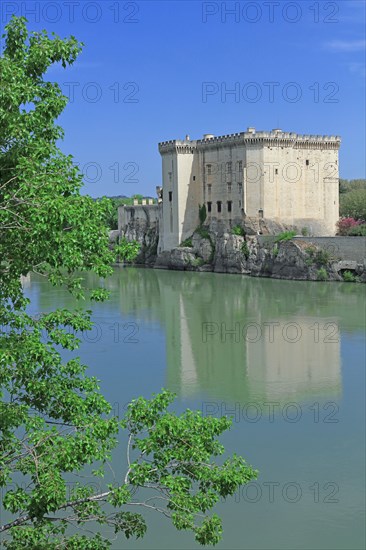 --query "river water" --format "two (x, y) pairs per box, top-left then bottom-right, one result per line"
(24, 268), (365, 550)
